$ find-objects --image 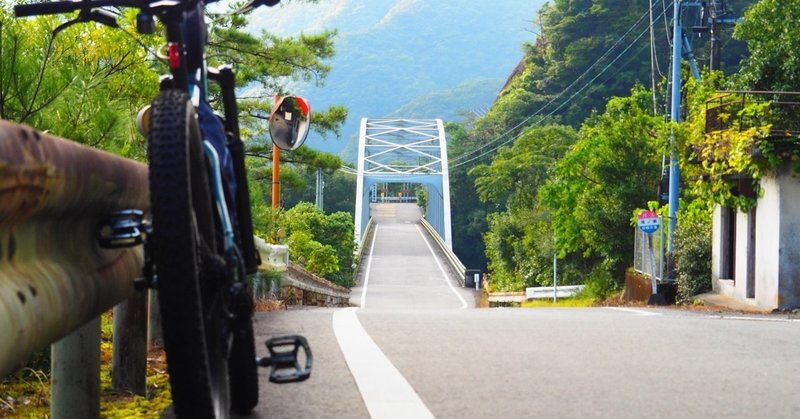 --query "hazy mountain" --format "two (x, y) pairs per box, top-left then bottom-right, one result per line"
(248, 0), (546, 160)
